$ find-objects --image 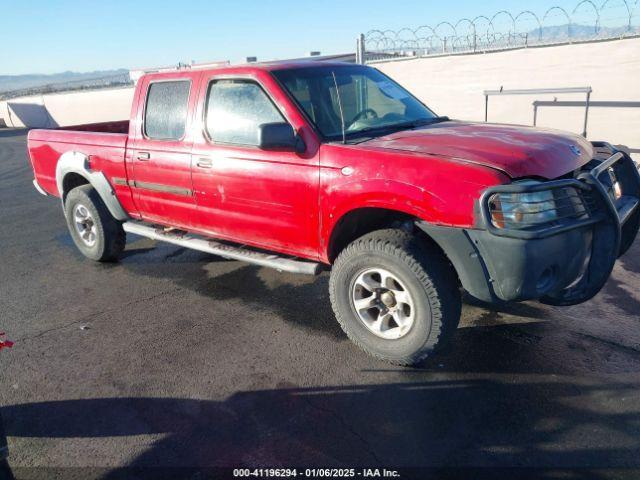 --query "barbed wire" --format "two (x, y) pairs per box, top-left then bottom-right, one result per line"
(364, 0), (640, 58)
